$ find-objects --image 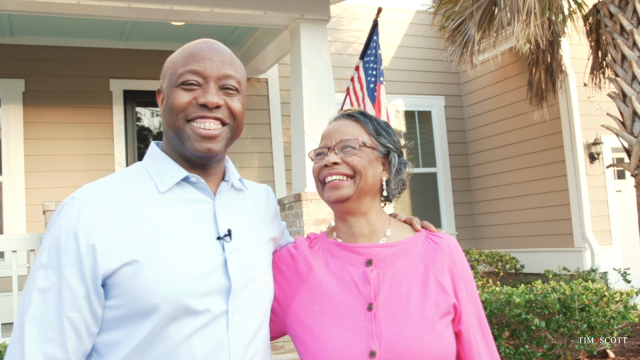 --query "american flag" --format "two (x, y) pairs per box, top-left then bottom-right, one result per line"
(340, 8), (389, 122)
